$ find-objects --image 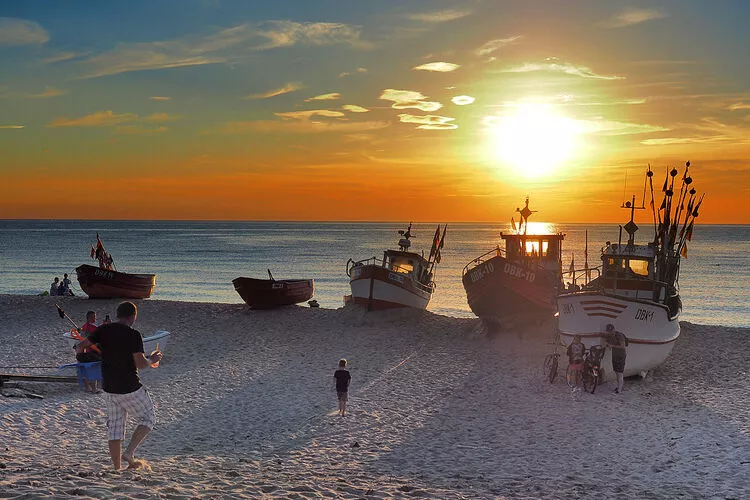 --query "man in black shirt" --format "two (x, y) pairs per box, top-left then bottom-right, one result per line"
(81, 301), (162, 470)
(333, 359), (351, 417)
